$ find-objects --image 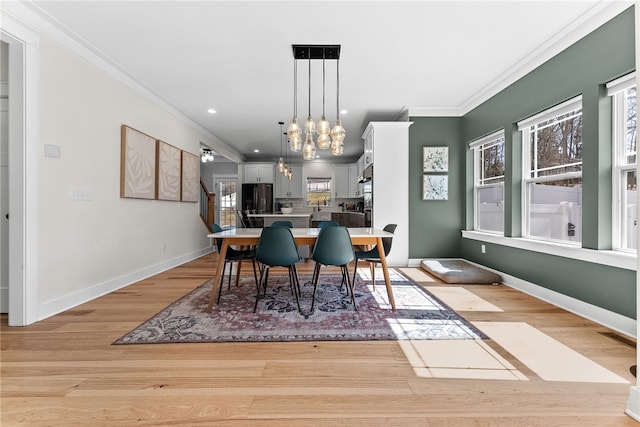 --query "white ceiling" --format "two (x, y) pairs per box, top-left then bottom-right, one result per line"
(18, 0), (633, 163)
